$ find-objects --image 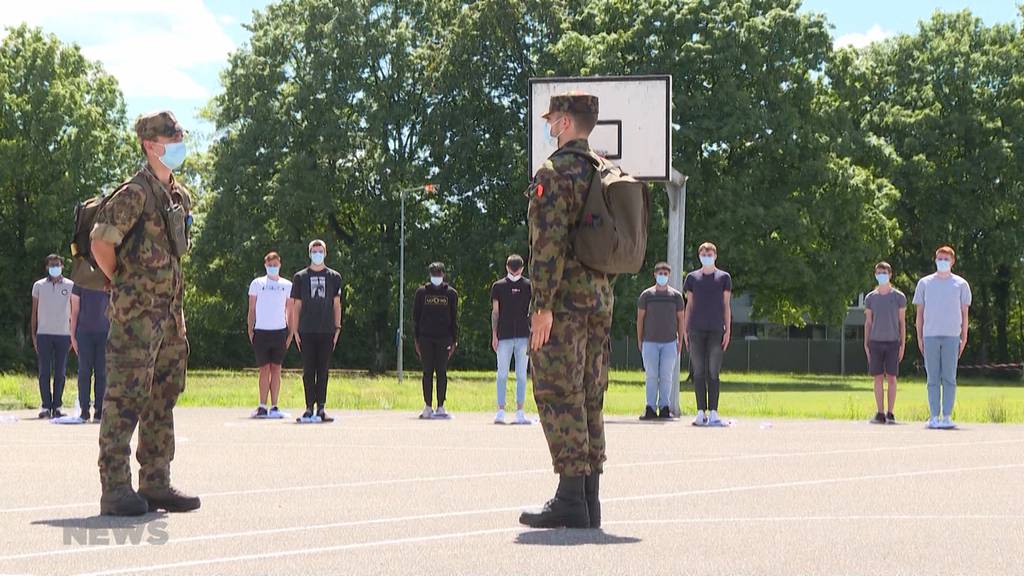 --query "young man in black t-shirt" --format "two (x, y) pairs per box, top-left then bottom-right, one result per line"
(413, 262), (458, 419)
(289, 239), (343, 423)
(490, 254), (532, 424)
